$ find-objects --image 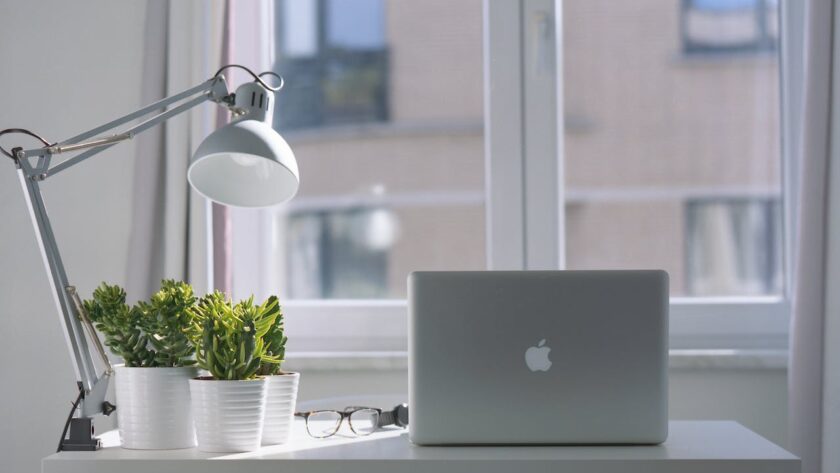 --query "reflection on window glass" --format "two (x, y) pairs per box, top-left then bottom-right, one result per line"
(564, 0), (782, 296)
(686, 199), (782, 296)
(271, 0), (486, 299)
